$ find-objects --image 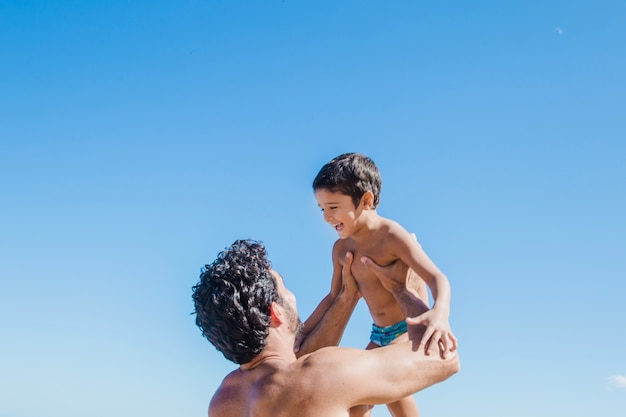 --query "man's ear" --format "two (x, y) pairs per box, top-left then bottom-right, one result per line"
(269, 302), (284, 324)
(361, 191), (375, 209)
